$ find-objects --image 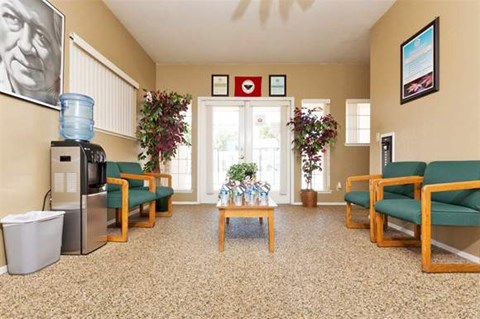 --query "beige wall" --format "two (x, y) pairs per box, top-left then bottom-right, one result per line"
(371, 0), (480, 256)
(0, 1), (155, 267)
(157, 64), (370, 202)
